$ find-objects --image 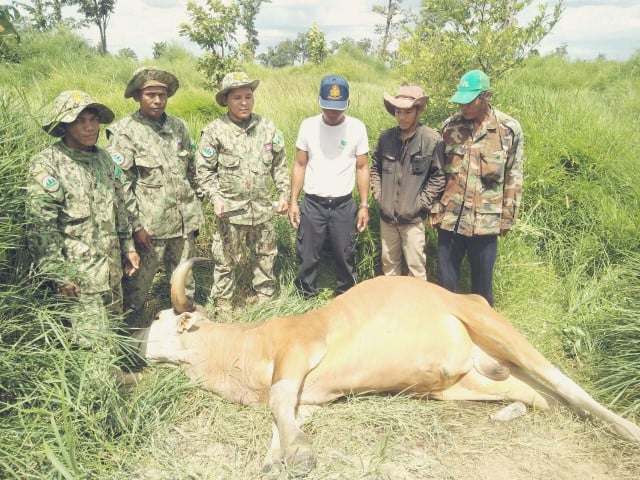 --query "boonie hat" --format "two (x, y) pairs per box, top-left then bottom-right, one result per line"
(318, 74), (349, 111)
(124, 66), (179, 99)
(42, 90), (115, 137)
(383, 84), (429, 116)
(215, 71), (260, 107)
(450, 70), (491, 104)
